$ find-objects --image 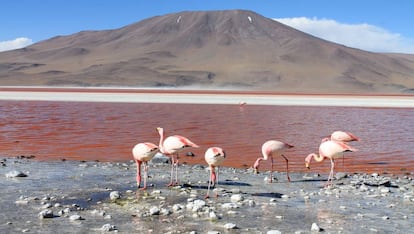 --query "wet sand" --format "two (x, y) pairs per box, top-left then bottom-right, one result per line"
(1, 156), (413, 233)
